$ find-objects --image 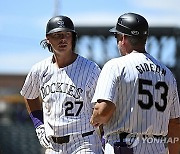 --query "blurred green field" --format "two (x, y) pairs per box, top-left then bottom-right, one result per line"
(0, 102), (44, 154)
